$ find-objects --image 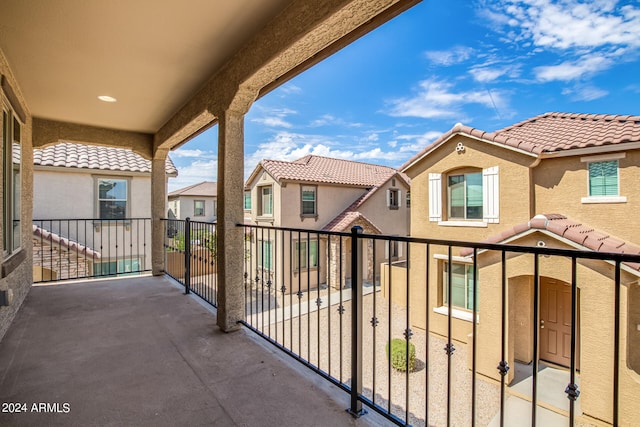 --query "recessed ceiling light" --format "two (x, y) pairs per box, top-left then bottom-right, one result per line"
(98, 95), (117, 103)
